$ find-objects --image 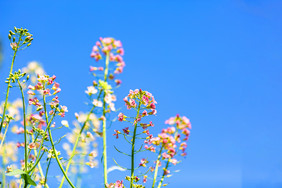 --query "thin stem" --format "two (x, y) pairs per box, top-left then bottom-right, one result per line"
(31, 134), (49, 188)
(27, 113), (56, 174)
(102, 52), (110, 187)
(58, 90), (101, 188)
(2, 146), (6, 188)
(0, 122), (9, 151)
(157, 160), (169, 188)
(152, 145), (164, 188)
(157, 129), (179, 188)
(130, 98), (142, 188)
(17, 80), (28, 172)
(0, 35), (21, 134)
(44, 158), (52, 188)
(42, 90), (75, 188)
